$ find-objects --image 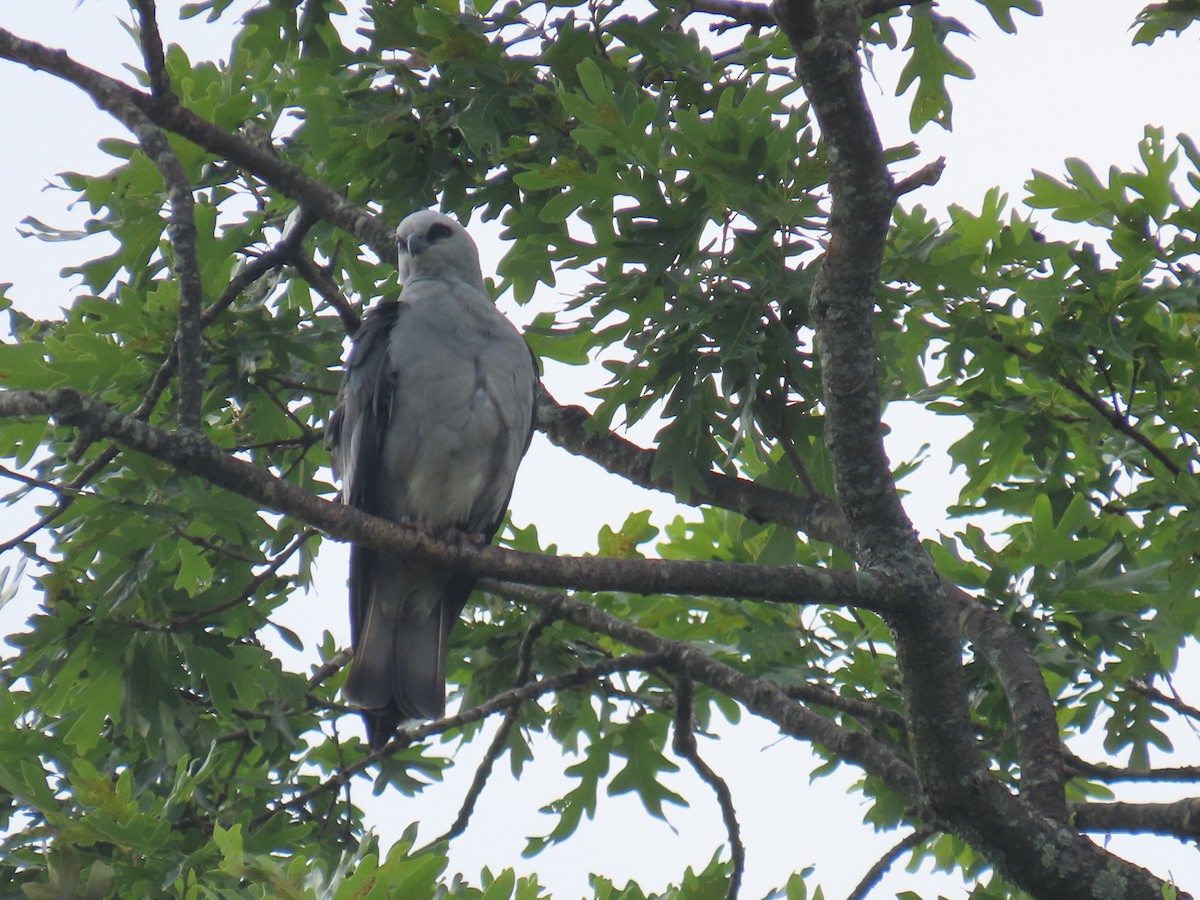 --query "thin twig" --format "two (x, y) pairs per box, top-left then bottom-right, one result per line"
(781, 682), (907, 732)
(427, 610), (559, 849)
(993, 333), (1182, 477)
(253, 653), (668, 828)
(129, 2), (204, 433)
(673, 676), (744, 900)
(0, 446), (119, 554)
(291, 253), (361, 335)
(1128, 676), (1200, 731)
(174, 528), (318, 627)
(115, 528), (317, 632)
(687, 0), (776, 27)
(308, 651), (353, 688)
(1090, 346), (1126, 420)
(133, 0), (171, 98)
(138, 210), (317, 423)
(845, 827), (932, 900)
(893, 157), (946, 197)
(0, 463), (72, 496)
(1063, 752), (1200, 783)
